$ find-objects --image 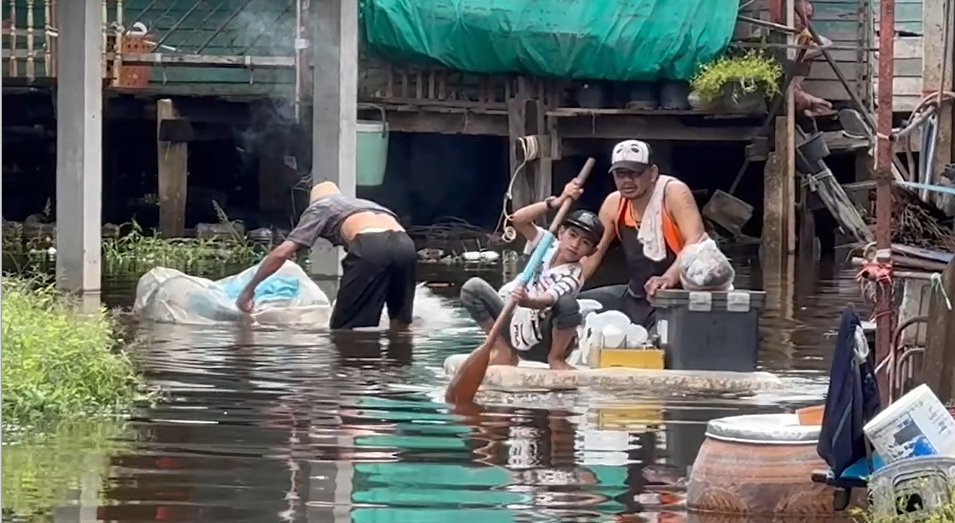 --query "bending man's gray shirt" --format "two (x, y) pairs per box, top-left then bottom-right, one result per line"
(286, 195), (397, 248)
